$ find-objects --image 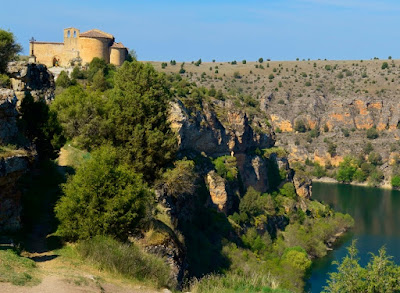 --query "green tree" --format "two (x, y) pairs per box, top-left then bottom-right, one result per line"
(91, 70), (108, 91)
(382, 62), (389, 69)
(391, 175), (400, 188)
(71, 66), (87, 79)
(107, 61), (177, 182)
(56, 71), (72, 88)
(324, 241), (365, 293)
(50, 85), (108, 149)
(324, 242), (400, 293)
(0, 29), (22, 73)
(88, 57), (108, 81)
(336, 157), (357, 183)
(258, 57), (264, 63)
(55, 146), (152, 241)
